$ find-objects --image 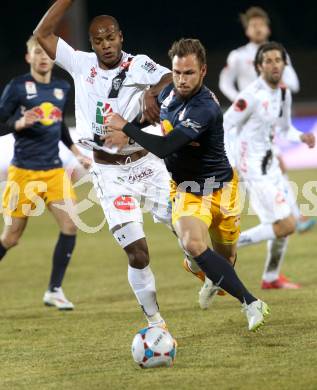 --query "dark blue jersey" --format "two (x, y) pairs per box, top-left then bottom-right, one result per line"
(0, 73), (70, 170)
(158, 84), (232, 194)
